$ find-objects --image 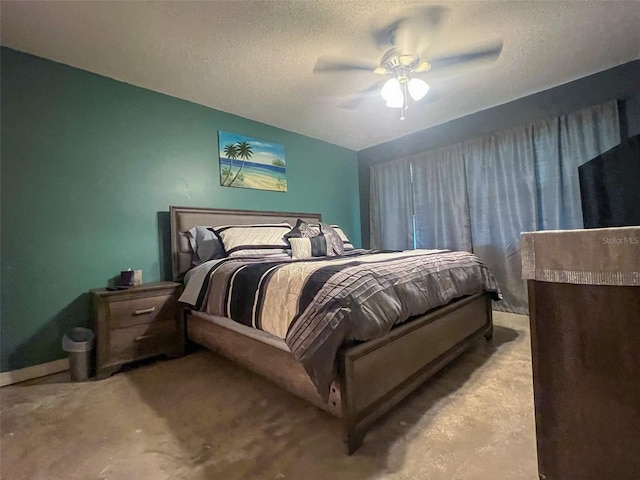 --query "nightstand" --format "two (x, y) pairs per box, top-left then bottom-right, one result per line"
(91, 281), (184, 379)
